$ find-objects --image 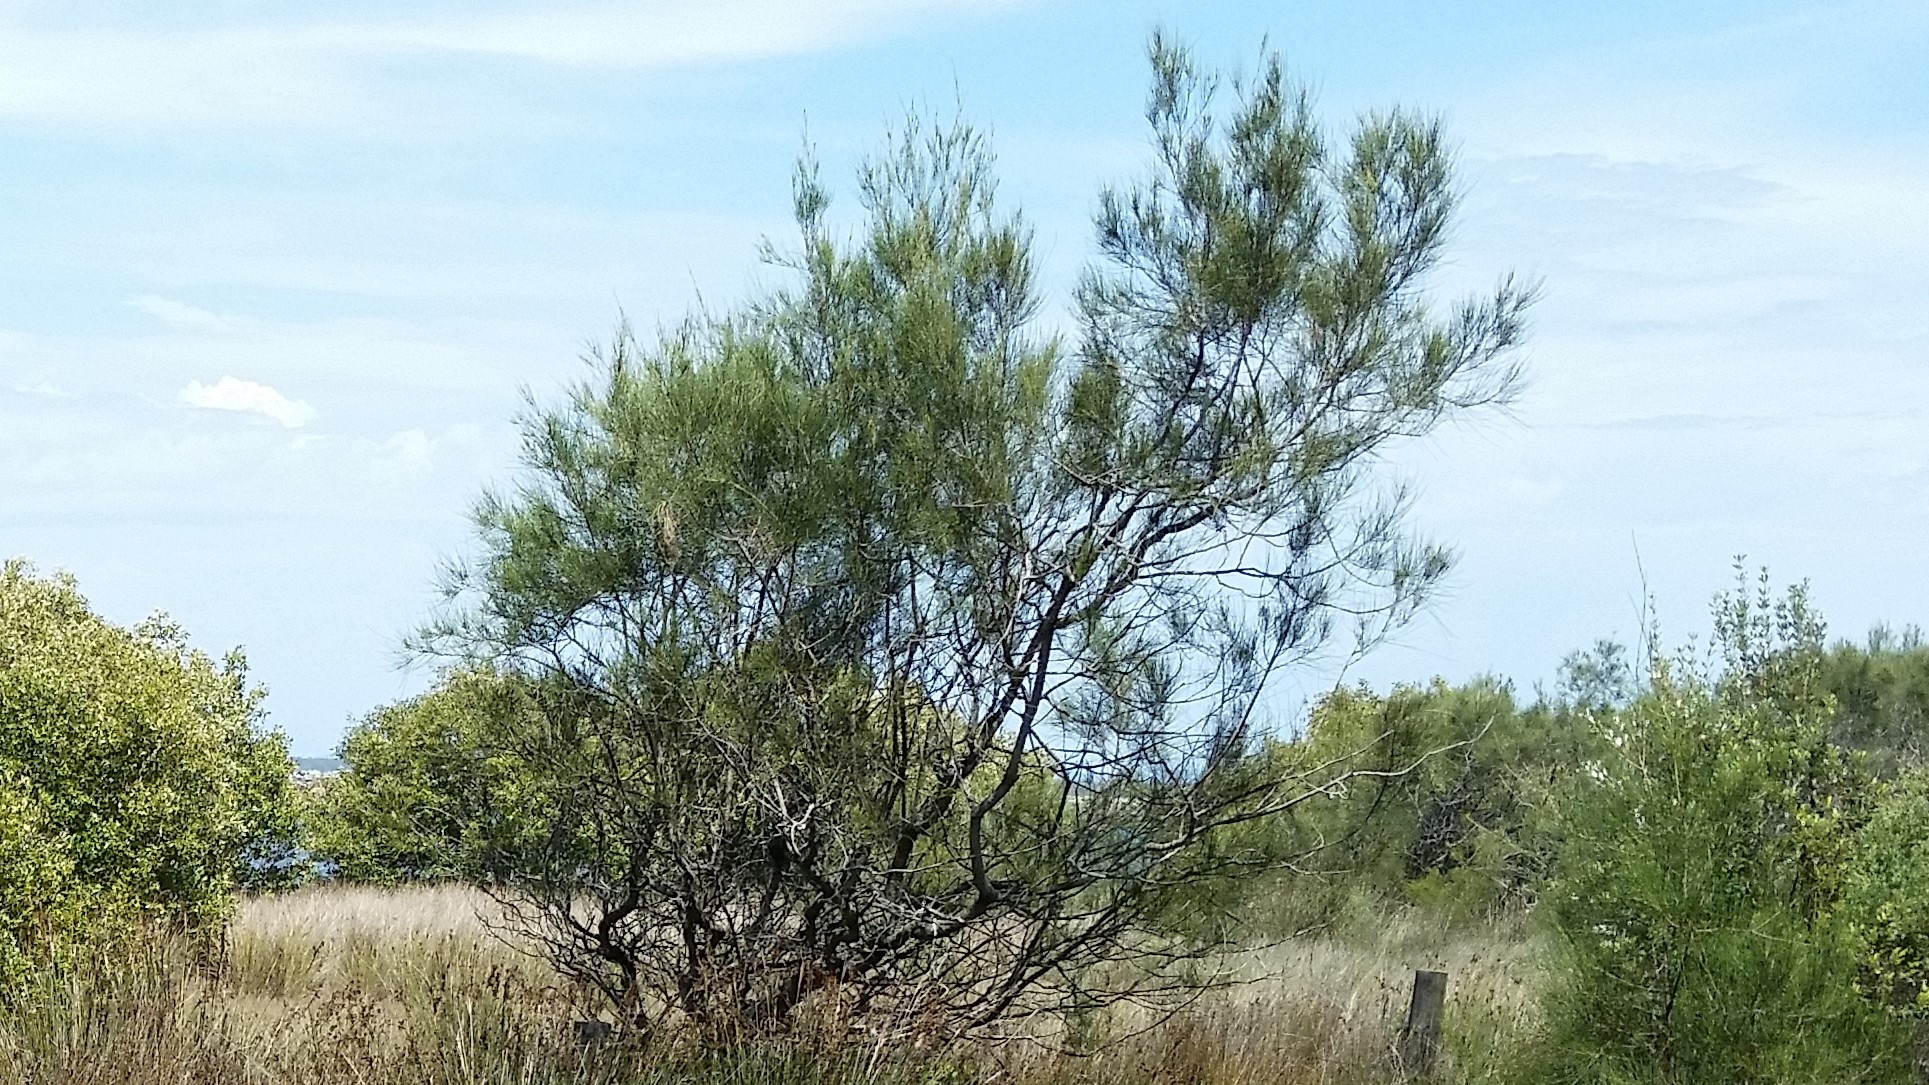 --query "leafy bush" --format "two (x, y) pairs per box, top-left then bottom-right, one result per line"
(0, 560), (298, 978)
(1536, 573), (1910, 1083)
(305, 669), (545, 883)
(1843, 770), (1929, 1017)
(1265, 677), (1590, 923)
(1822, 627), (1929, 776)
